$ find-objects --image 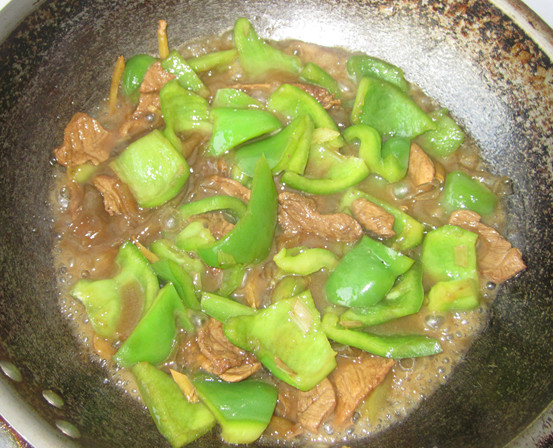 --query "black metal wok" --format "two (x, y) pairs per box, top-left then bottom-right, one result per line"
(1, 0), (552, 446)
